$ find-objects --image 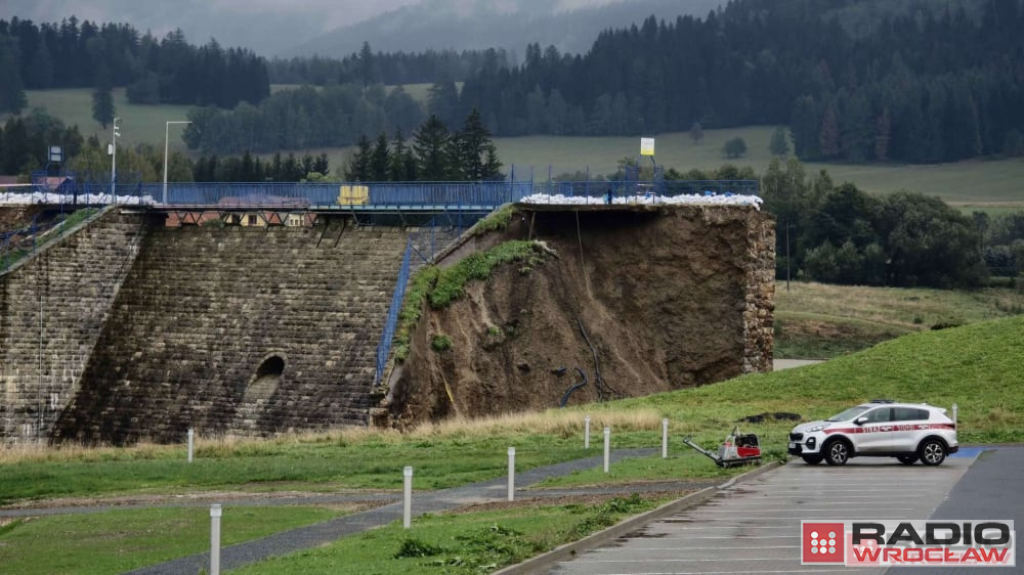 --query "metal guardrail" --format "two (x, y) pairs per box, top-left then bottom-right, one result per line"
(2, 180), (760, 209)
(376, 238), (413, 384)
